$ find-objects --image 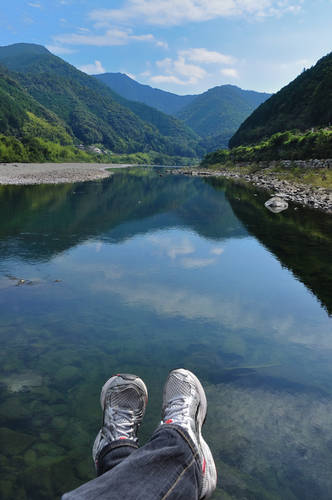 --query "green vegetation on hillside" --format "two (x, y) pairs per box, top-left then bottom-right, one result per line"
(0, 135), (95, 162)
(0, 43), (199, 160)
(202, 128), (332, 167)
(177, 85), (271, 151)
(230, 52), (332, 148)
(104, 88), (202, 157)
